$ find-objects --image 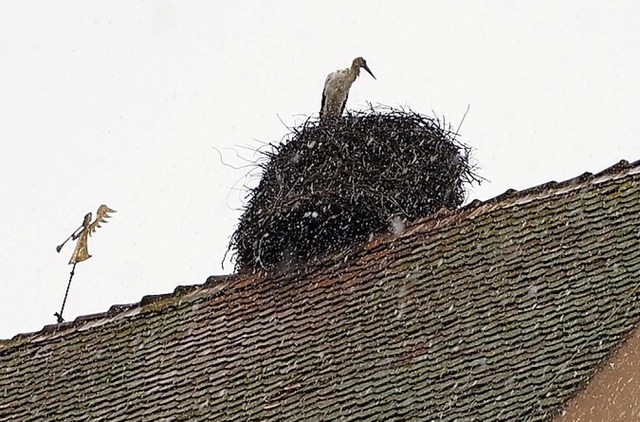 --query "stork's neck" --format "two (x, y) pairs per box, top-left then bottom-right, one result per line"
(349, 63), (361, 80)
